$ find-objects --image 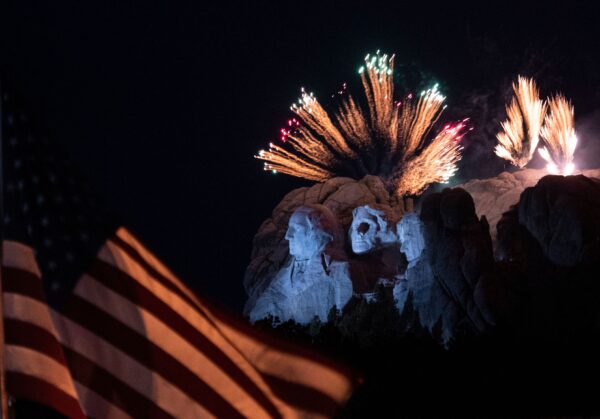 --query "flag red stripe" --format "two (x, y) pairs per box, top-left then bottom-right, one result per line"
(3, 267), (46, 302)
(262, 373), (341, 417)
(4, 319), (65, 366)
(204, 295), (357, 378)
(64, 347), (174, 419)
(66, 295), (247, 419)
(106, 236), (357, 395)
(108, 236), (200, 312)
(7, 371), (86, 419)
(85, 258), (284, 418)
(3, 235), (358, 417)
